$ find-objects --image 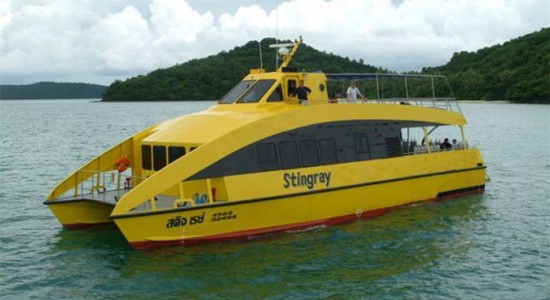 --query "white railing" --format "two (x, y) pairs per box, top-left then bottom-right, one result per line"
(55, 169), (147, 203)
